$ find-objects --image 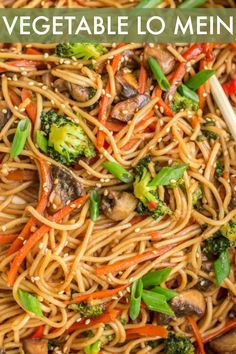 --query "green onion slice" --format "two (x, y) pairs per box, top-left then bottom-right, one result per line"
(151, 286), (178, 301)
(178, 84), (199, 103)
(35, 131), (48, 153)
(142, 268), (172, 287)
(149, 164), (189, 187)
(148, 57), (171, 92)
(89, 190), (100, 222)
(17, 289), (44, 317)
(178, 0), (207, 8)
(103, 161), (134, 183)
(142, 290), (175, 316)
(214, 250), (230, 286)
(129, 279), (143, 320)
(10, 118), (31, 158)
(185, 70), (215, 91)
(136, 0), (163, 8)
